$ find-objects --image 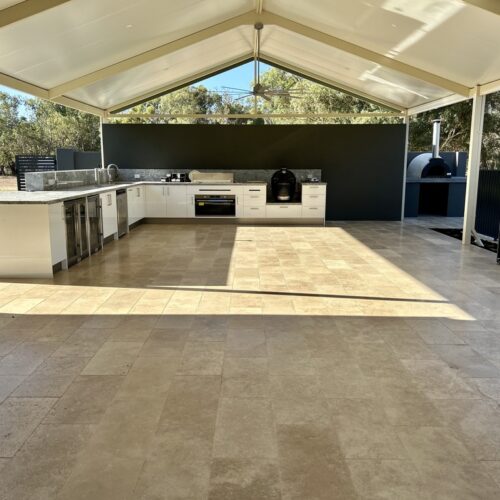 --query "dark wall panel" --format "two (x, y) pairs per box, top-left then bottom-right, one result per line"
(103, 124), (406, 220)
